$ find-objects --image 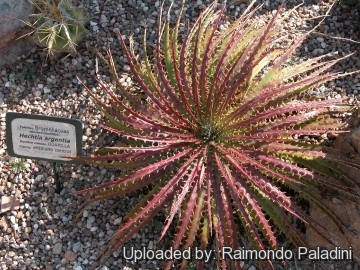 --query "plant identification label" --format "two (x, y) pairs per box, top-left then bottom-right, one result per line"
(6, 112), (82, 163)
